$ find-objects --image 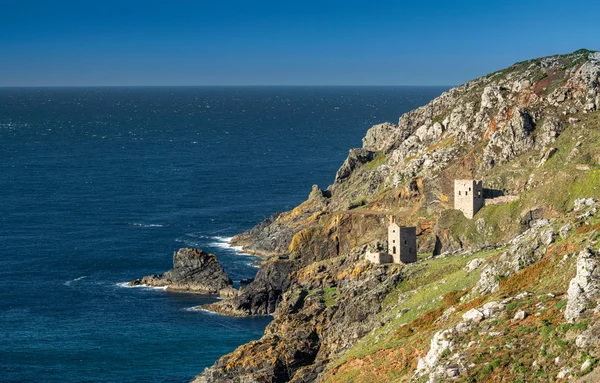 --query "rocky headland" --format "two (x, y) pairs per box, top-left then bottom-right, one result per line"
(129, 248), (233, 295)
(190, 49), (600, 382)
